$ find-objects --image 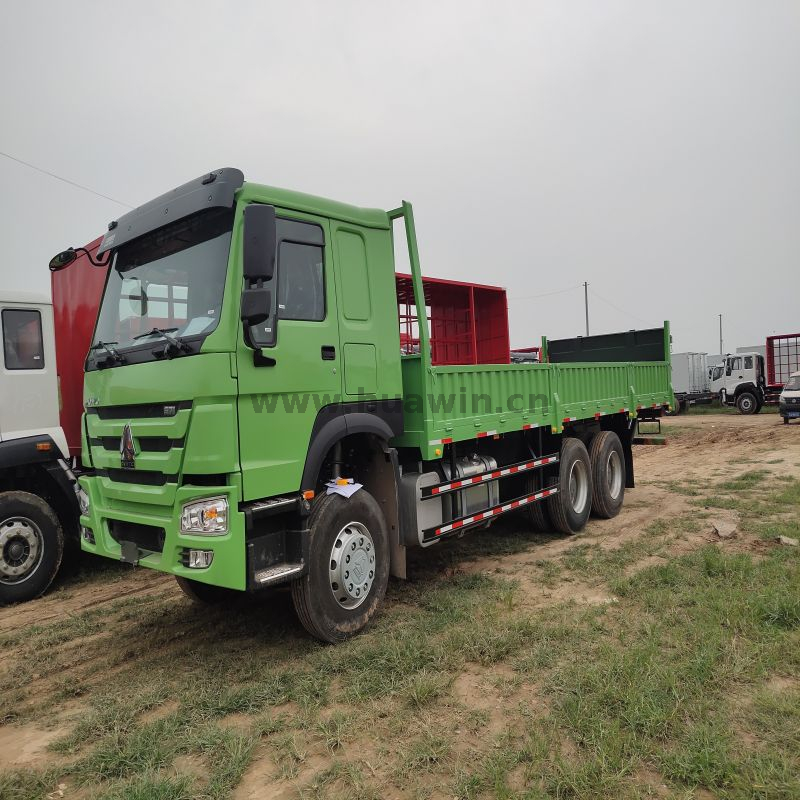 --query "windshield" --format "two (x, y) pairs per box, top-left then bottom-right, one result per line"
(91, 207), (233, 359)
(785, 374), (800, 391)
